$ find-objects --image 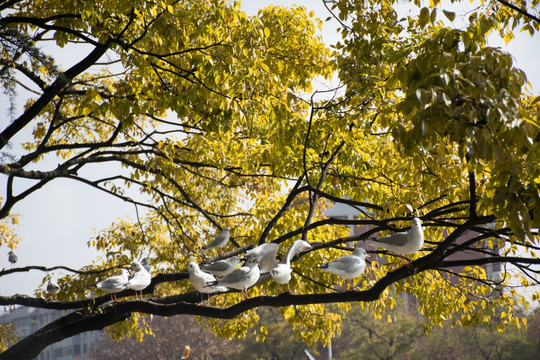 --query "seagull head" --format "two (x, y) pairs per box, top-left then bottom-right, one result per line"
(186, 262), (199, 273)
(353, 247), (369, 258)
(295, 240), (313, 253)
(245, 257), (259, 268)
(129, 261), (144, 272)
